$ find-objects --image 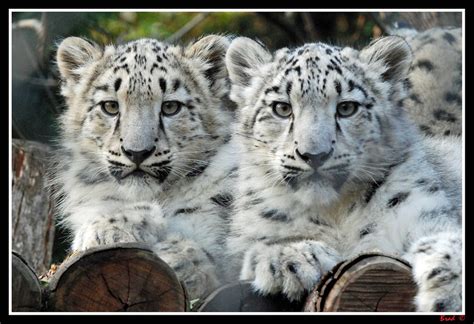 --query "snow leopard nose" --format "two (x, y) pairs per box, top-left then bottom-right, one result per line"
(121, 146), (155, 166)
(295, 148), (333, 169)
